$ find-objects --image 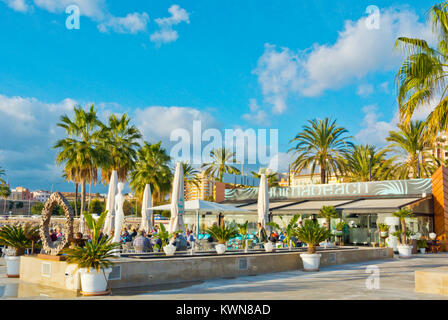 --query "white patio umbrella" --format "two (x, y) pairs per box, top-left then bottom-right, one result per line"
(140, 184), (153, 232)
(257, 174), (269, 229)
(103, 170), (118, 237)
(168, 162), (185, 234)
